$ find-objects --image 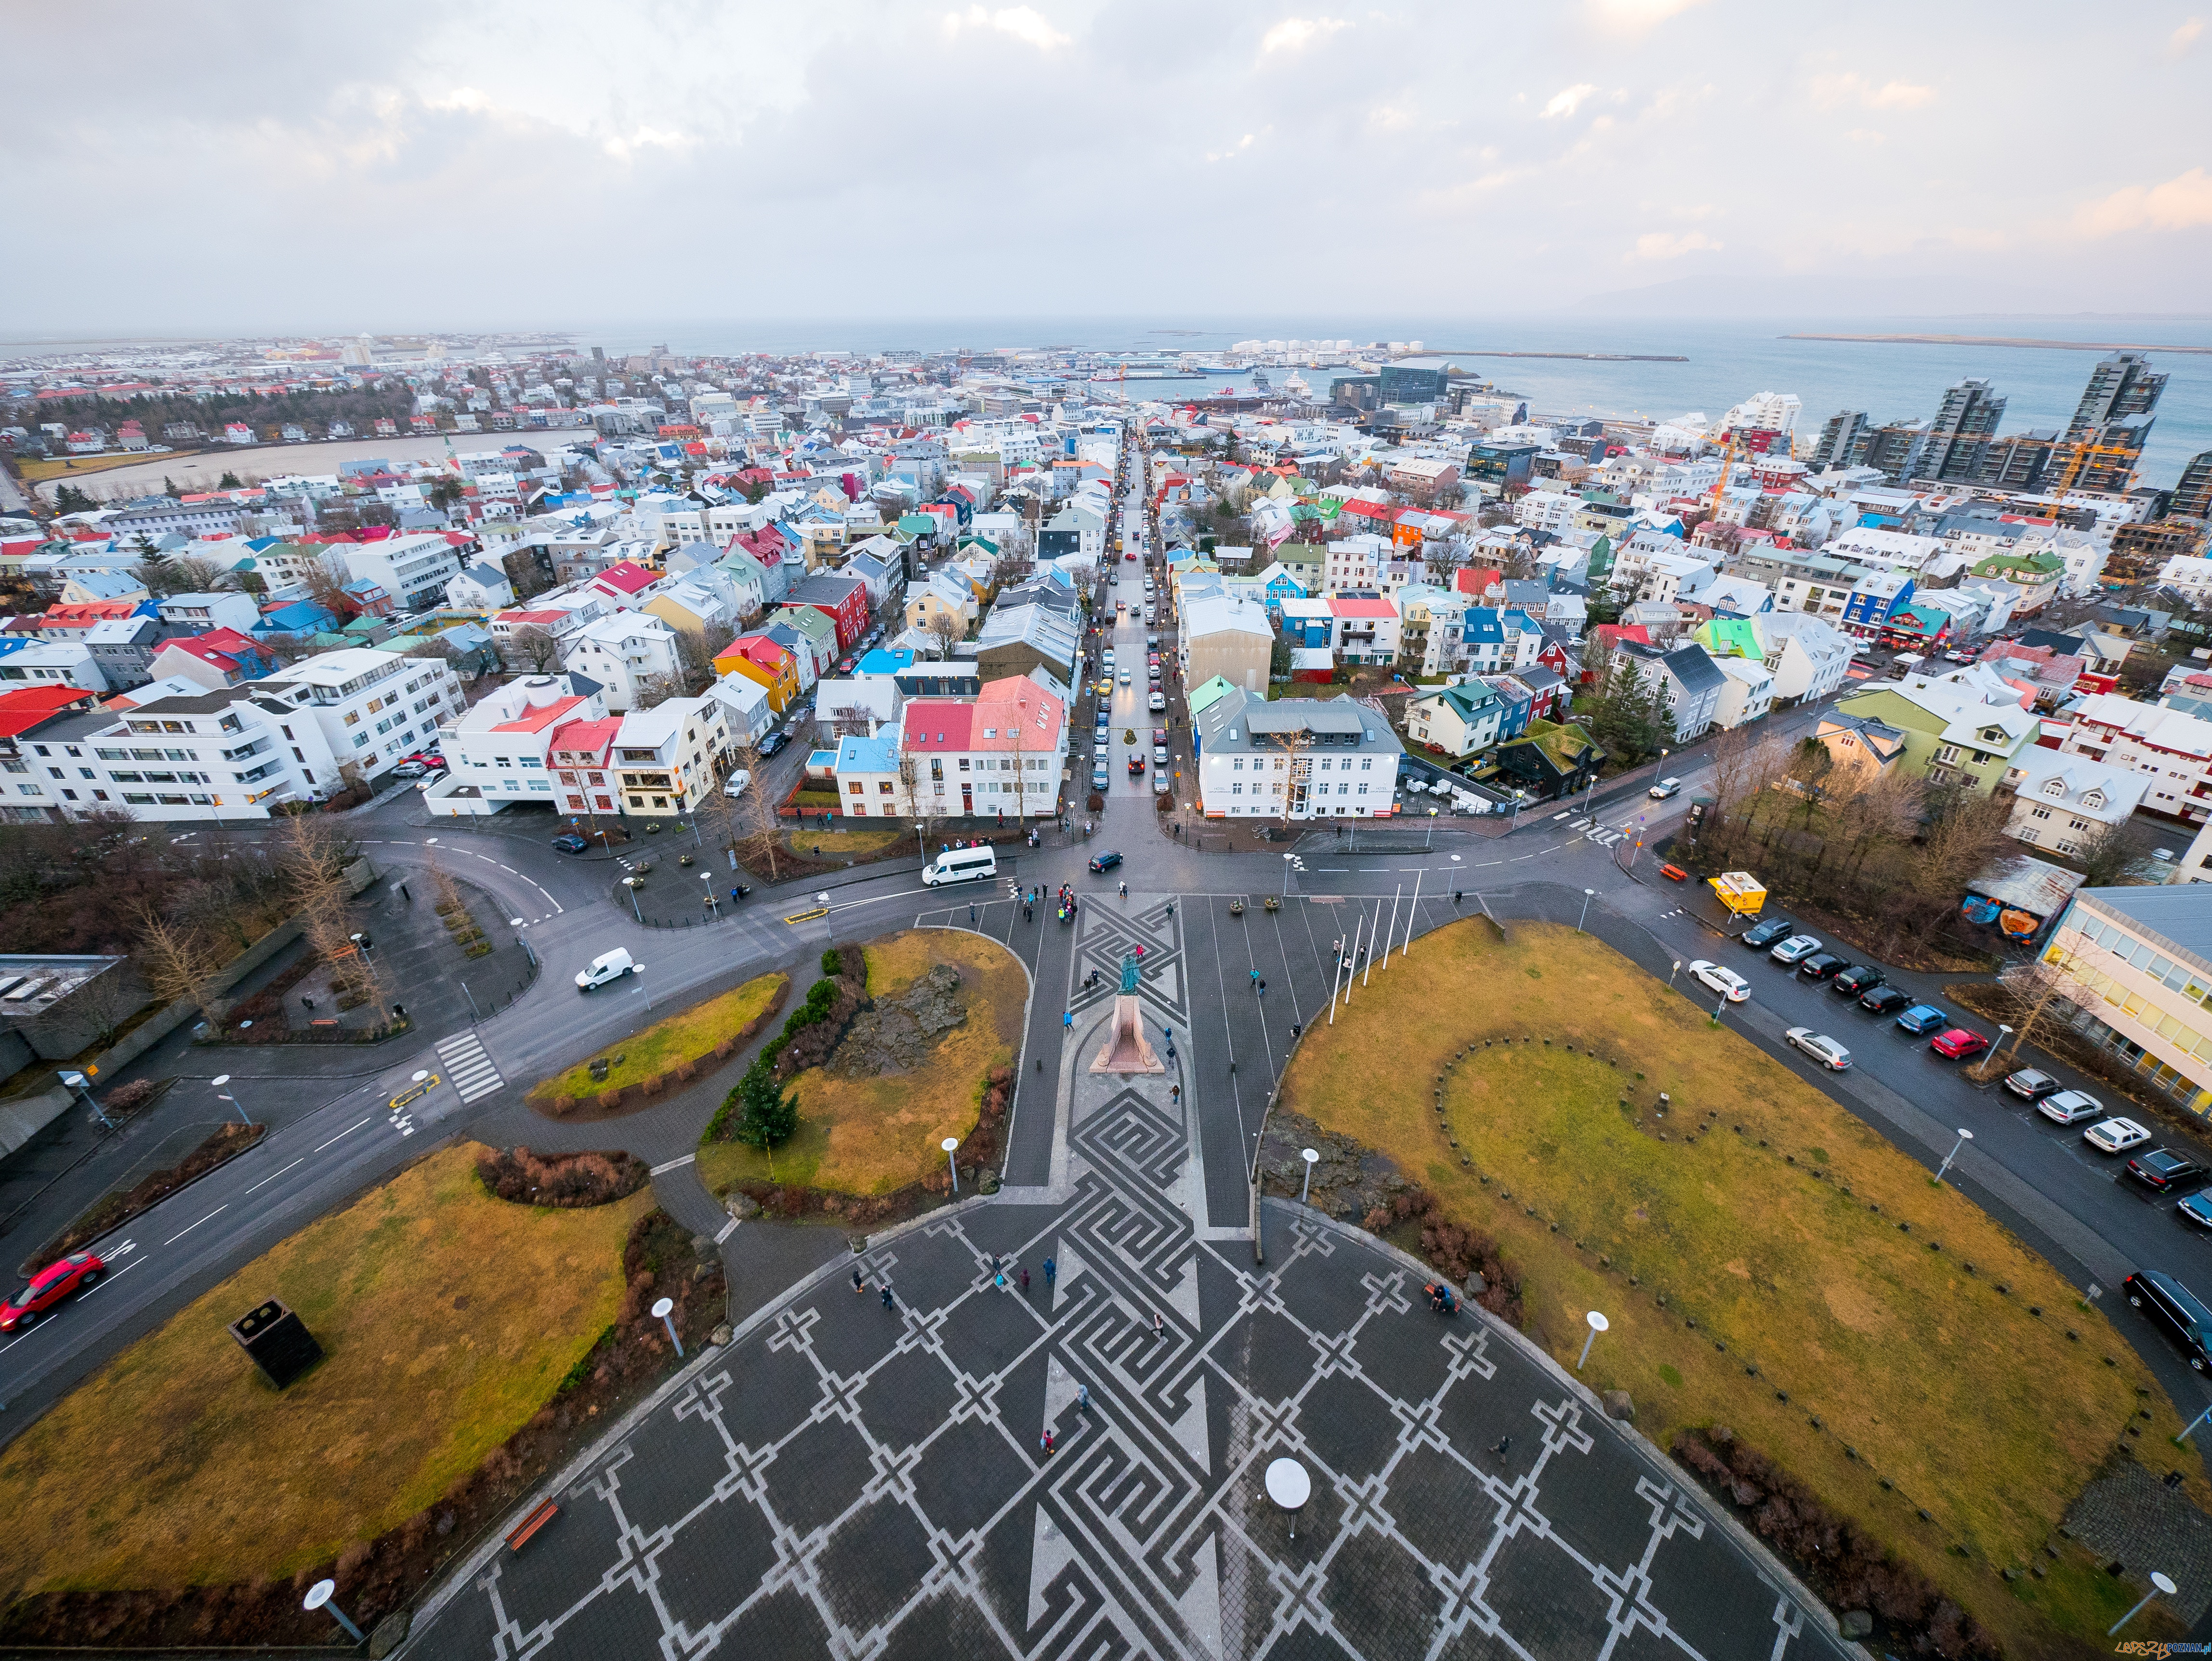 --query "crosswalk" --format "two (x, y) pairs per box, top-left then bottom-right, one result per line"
(436, 1029), (506, 1103)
